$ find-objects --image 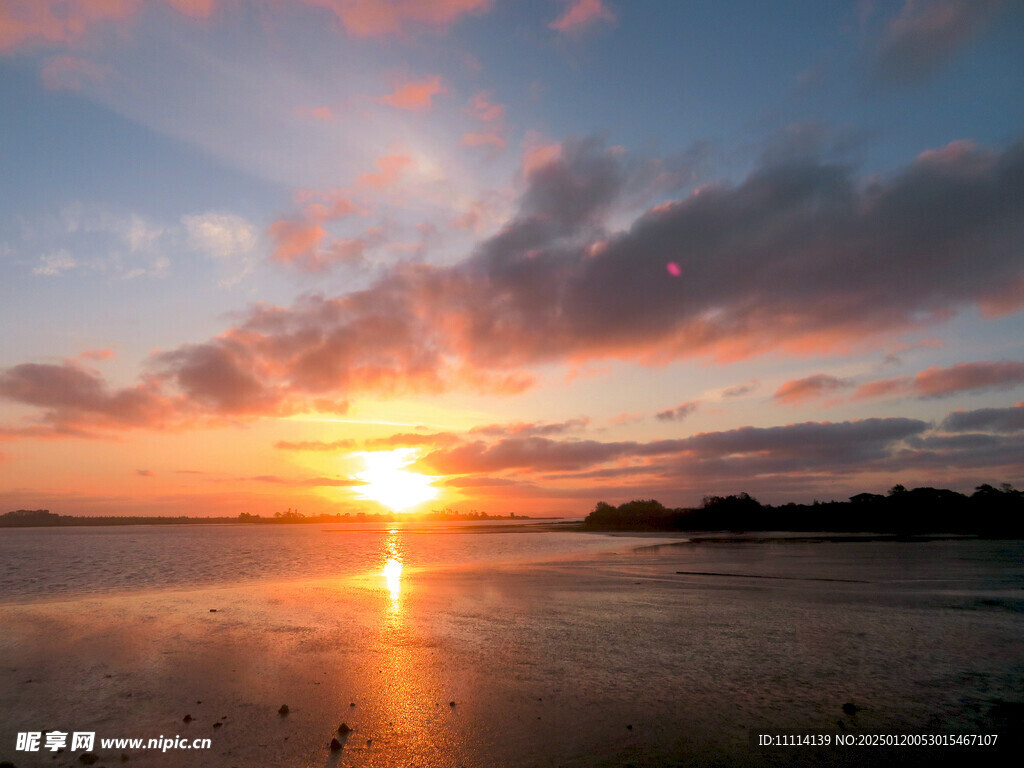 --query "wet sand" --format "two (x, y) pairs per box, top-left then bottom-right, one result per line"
(1, 541), (1022, 767)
